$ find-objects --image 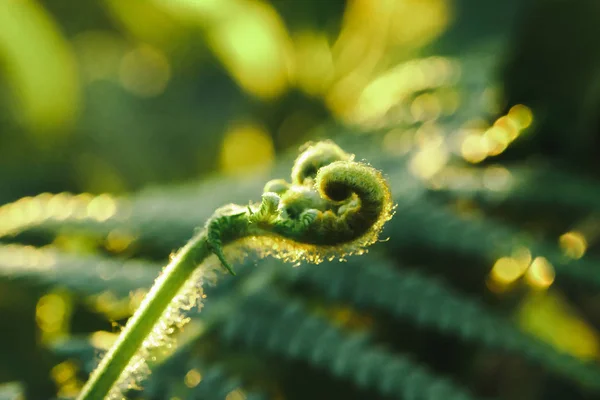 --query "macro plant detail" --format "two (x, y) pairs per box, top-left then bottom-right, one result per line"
(4, 2), (600, 399)
(76, 140), (394, 400)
